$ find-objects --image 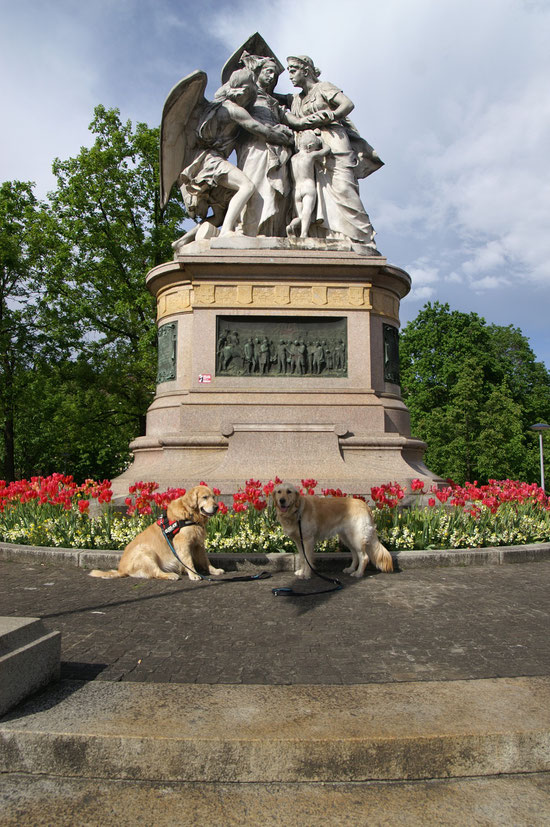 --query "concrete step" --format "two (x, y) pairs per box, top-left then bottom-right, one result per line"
(0, 618), (60, 716)
(1, 676), (550, 783)
(2, 772), (550, 826)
